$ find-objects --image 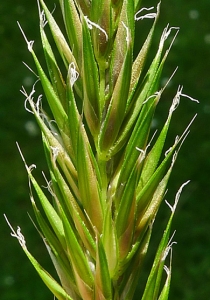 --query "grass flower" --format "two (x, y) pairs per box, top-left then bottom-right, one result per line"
(6, 0), (198, 299)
